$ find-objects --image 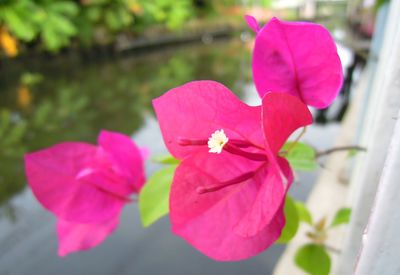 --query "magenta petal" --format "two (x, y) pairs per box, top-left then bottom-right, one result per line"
(234, 157), (293, 237)
(170, 151), (284, 261)
(25, 143), (125, 223)
(174, 198), (284, 261)
(153, 80), (264, 159)
(98, 130), (146, 192)
(57, 216), (119, 257)
(262, 93), (313, 154)
(245, 15), (260, 33)
(252, 17), (343, 108)
(76, 169), (132, 199)
(171, 150), (261, 227)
